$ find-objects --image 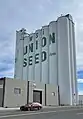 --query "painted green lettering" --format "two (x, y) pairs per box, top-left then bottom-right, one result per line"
(23, 58), (27, 67)
(36, 40), (38, 50)
(42, 37), (46, 47)
(35, 54), (39, 64)
(36, 33), (38, 38)
(24, 46), (27, 55)
(29, 43), (33, 53)
(49, 33), (55, 44)
(29, 56), (33, 65)
(42, 51), (47, 62)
